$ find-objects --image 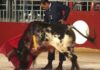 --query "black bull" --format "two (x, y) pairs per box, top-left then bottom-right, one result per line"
(7, 21), (80, 70)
